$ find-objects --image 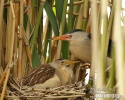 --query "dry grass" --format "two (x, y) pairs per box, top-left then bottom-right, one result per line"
(0, 0), (125, 99)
